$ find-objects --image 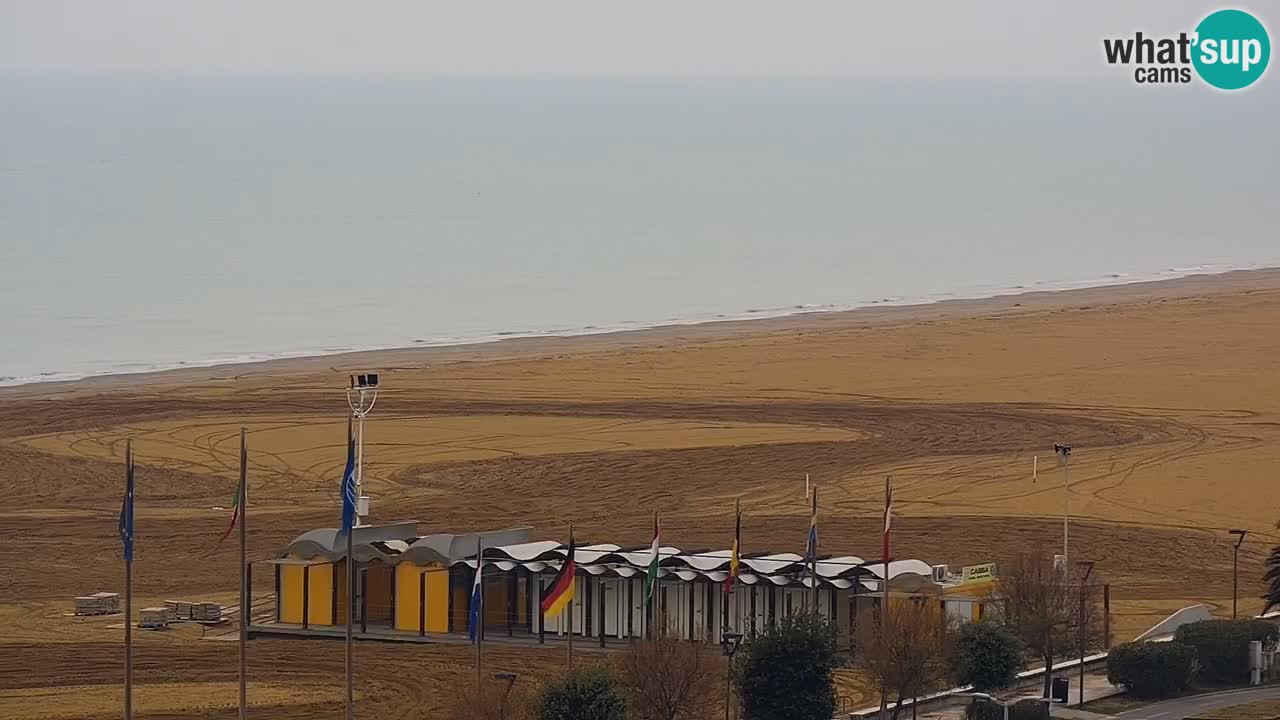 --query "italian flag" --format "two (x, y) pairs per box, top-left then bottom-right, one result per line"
(217, 471), (240, 538)
(644, 511), (661, 606)
(218, 443), (246, 543)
